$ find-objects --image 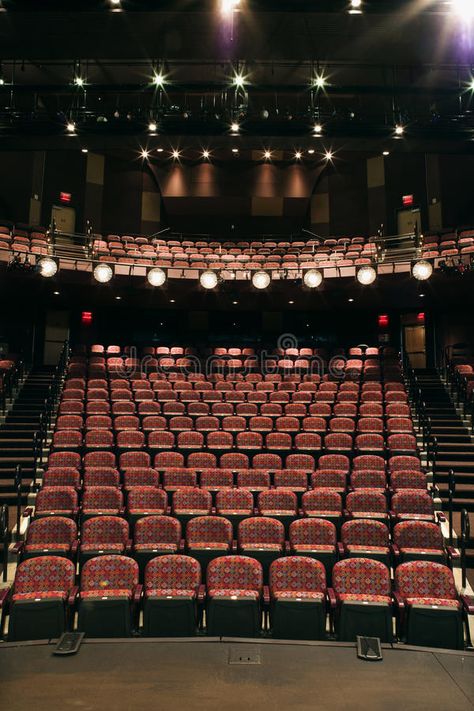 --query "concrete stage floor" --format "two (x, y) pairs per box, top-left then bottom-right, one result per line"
(1, 638), (474, 711)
